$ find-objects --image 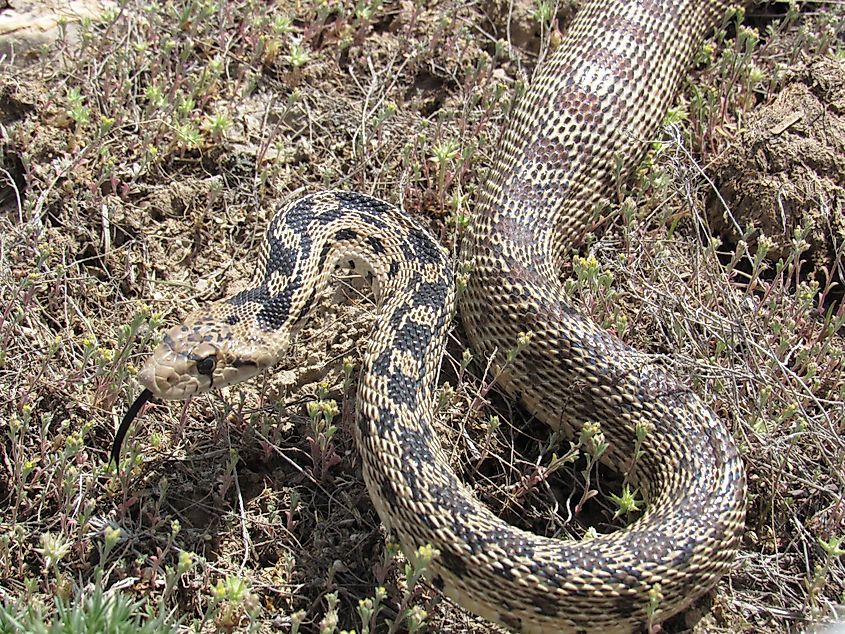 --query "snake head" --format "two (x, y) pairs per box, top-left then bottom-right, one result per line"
(137, 313), (280, 400)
